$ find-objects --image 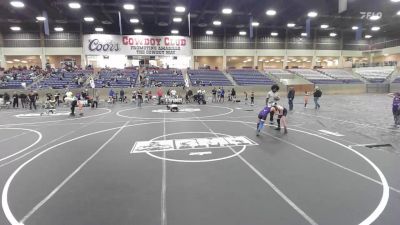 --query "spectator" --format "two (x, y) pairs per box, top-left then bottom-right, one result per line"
(212, 87), (217, 103)
(120, 89), (125, 102)
(19, 92), (27, 108)
(12, 92), (19, 108)
(157, 87), (163, 105)
(28, 91), (37, 110)
(313, 86), (322, 110)
(287, 87), (295, 111)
